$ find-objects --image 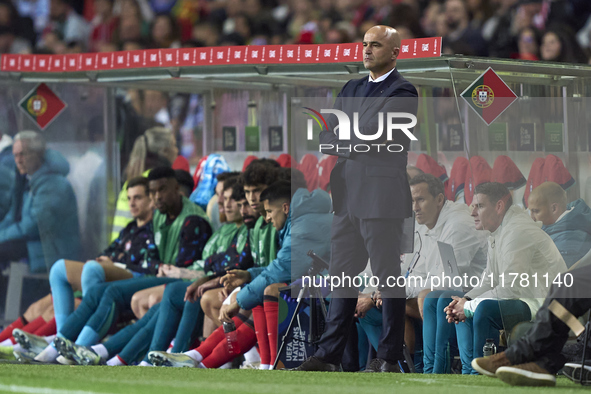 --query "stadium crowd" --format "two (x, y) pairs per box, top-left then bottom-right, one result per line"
(0, 123), (590, 387)
(0, 0), (591, 64)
